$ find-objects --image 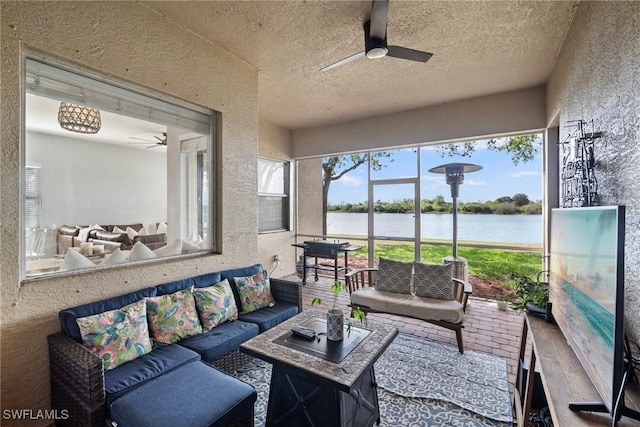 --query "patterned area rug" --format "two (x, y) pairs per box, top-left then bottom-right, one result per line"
(232, 334), (513, 427)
